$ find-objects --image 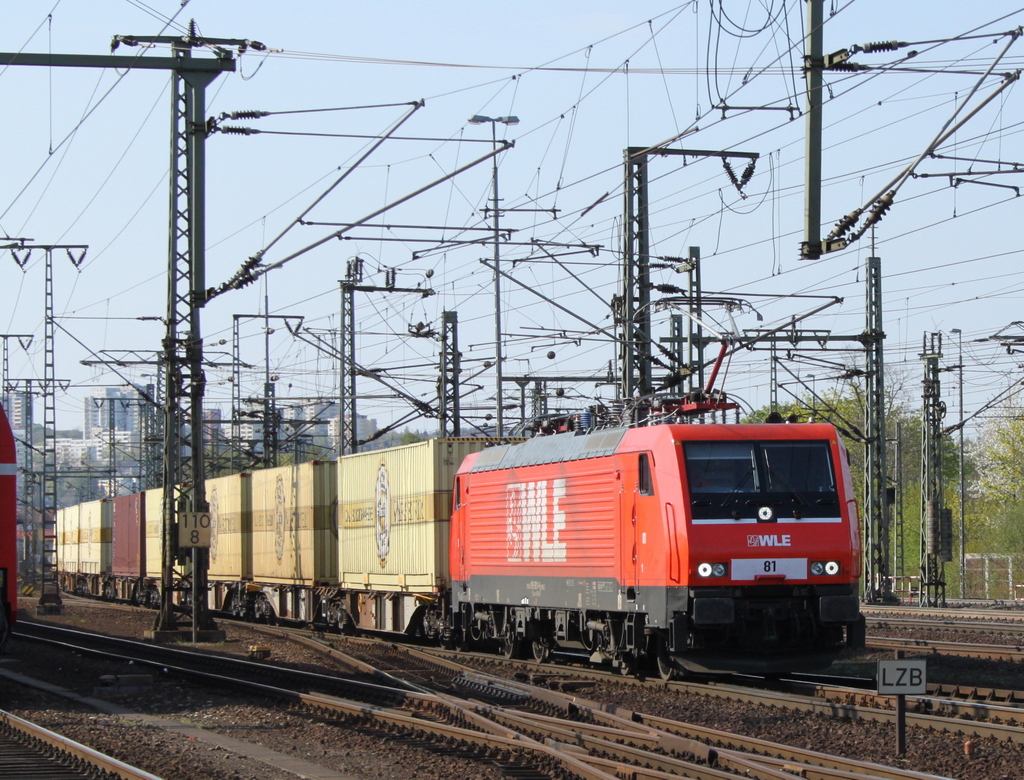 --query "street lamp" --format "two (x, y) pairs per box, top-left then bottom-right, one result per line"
(950, 327), (965, 598)
(468, 114), (519, 438)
